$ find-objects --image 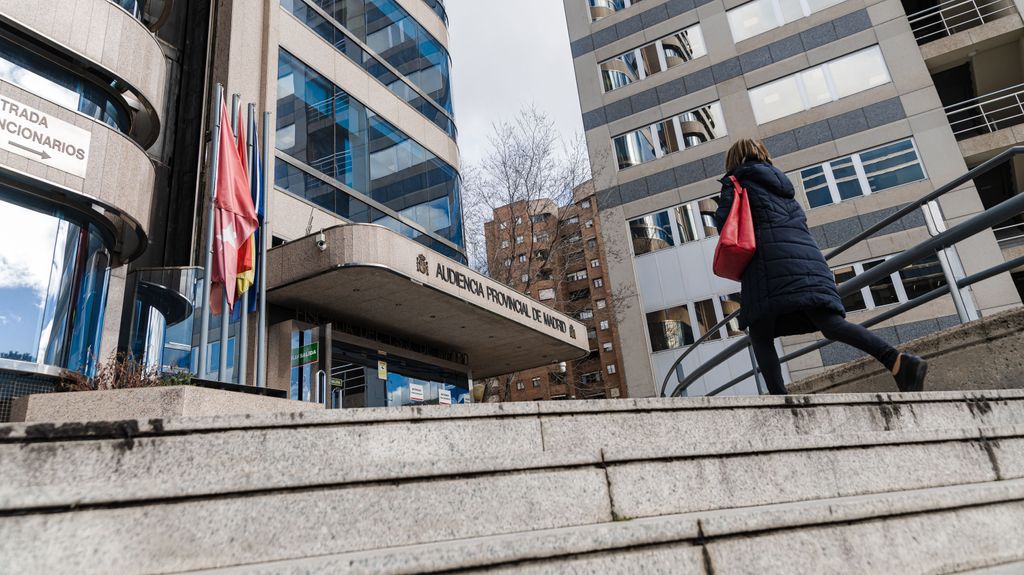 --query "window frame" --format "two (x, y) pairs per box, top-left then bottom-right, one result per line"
(629, 193), (721, 257)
